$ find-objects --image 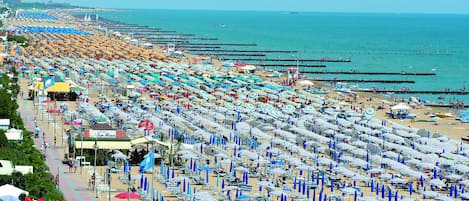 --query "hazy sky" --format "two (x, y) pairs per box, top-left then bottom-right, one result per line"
(26, 0), (469, 14)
